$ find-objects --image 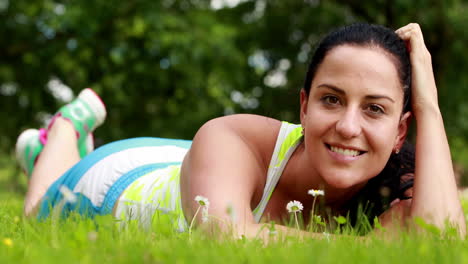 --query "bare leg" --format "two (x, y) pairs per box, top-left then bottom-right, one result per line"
(24, 117), (81, 217)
